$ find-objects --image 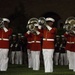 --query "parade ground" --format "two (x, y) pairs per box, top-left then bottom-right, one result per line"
(0, 64), (75, 75)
